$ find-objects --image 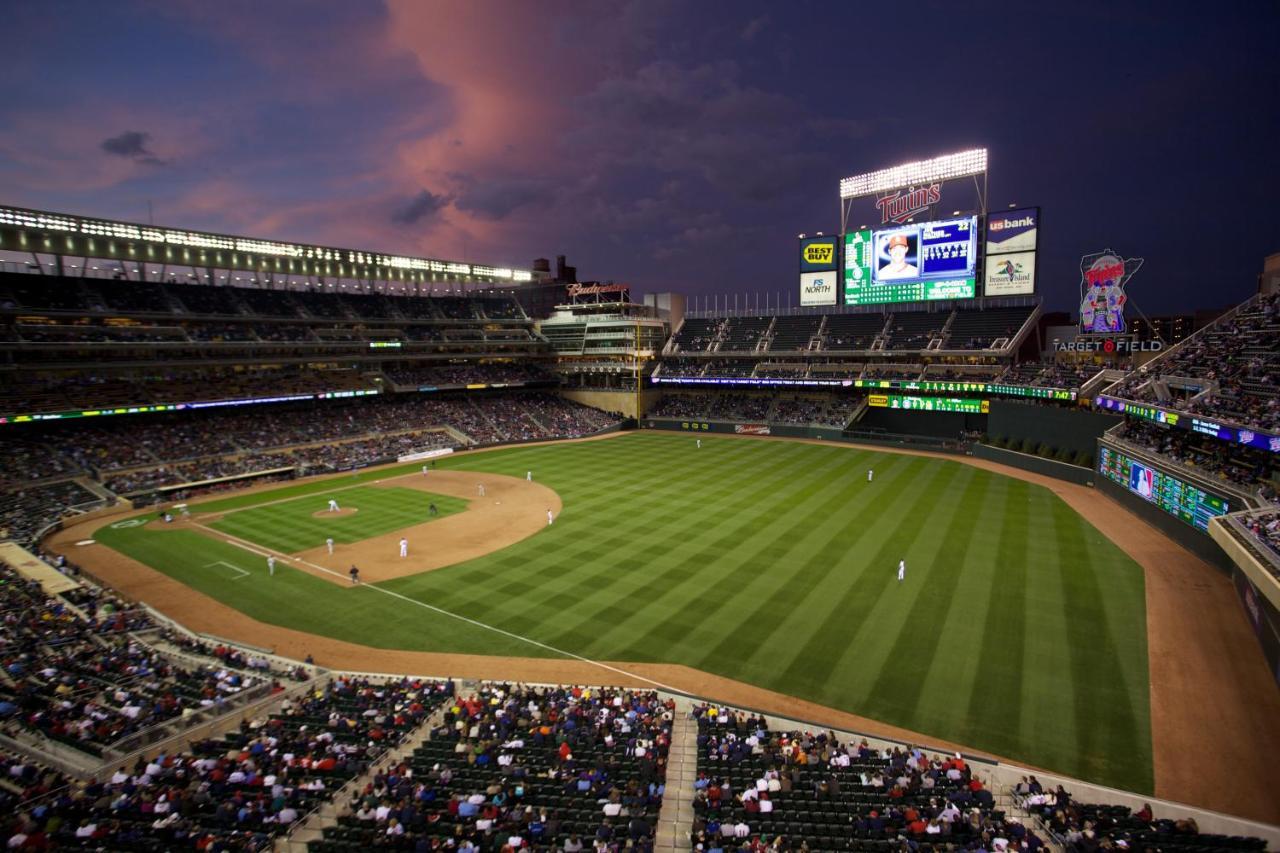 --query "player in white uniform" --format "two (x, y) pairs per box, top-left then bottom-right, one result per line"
(478, 483), (486, 497)
(399, 538), (408, 558)
(326, 537), (334, 555)
(268, 556), (276, 576)
(897, 560), (905, 582)
(547, 509), (554, 526)
(867, 469), (874, 482)
(422, 464), (429, 476)
(328, 499), (340, 512)
(696, 439), (701, 449)
(526, 471), (532, 481)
